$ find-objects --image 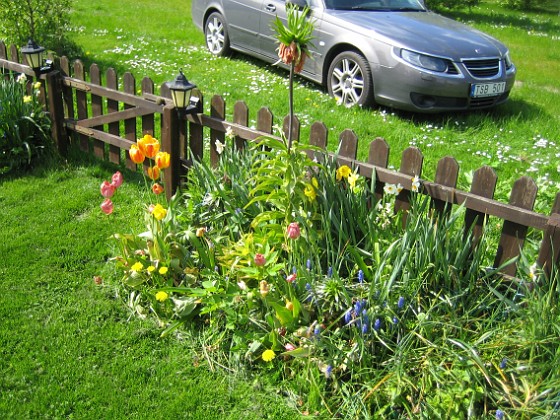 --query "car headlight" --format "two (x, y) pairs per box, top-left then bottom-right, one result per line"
(400, 49), (448, 72)
(504, 51), (514, 70)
